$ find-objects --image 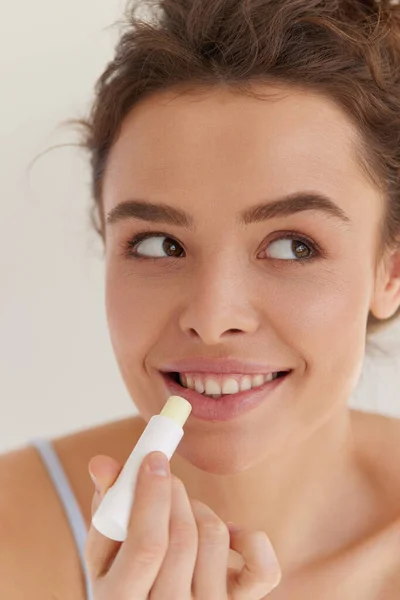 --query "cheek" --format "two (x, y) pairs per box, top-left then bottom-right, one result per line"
(105, 270), (168, 355)
(273, 265), (371, 386)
